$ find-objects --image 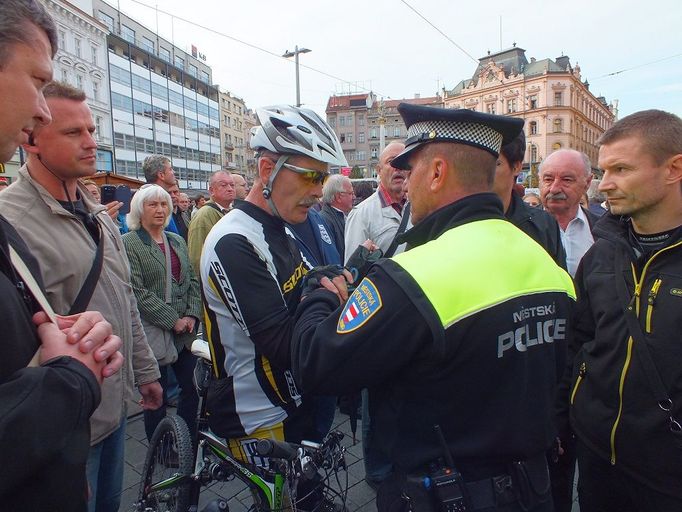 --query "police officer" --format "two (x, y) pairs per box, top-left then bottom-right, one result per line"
(291, 104), (576, 512)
